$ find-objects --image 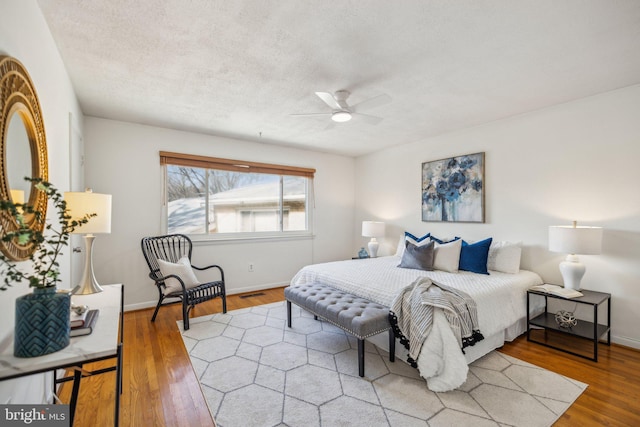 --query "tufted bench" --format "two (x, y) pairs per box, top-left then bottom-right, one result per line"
(285, 283), (395, 377)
